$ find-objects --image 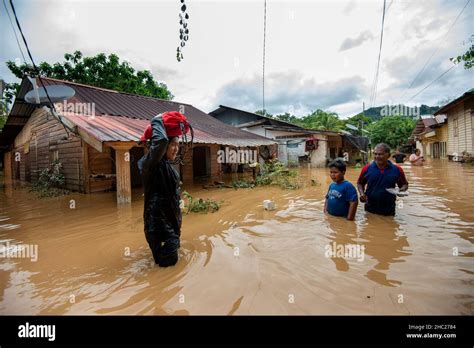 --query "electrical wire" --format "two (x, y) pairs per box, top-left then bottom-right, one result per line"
(9, 0), (73, 136)
(369, 0), (387, 107)
(2, 0), (27, 63)
(400, 0), (471, 101)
